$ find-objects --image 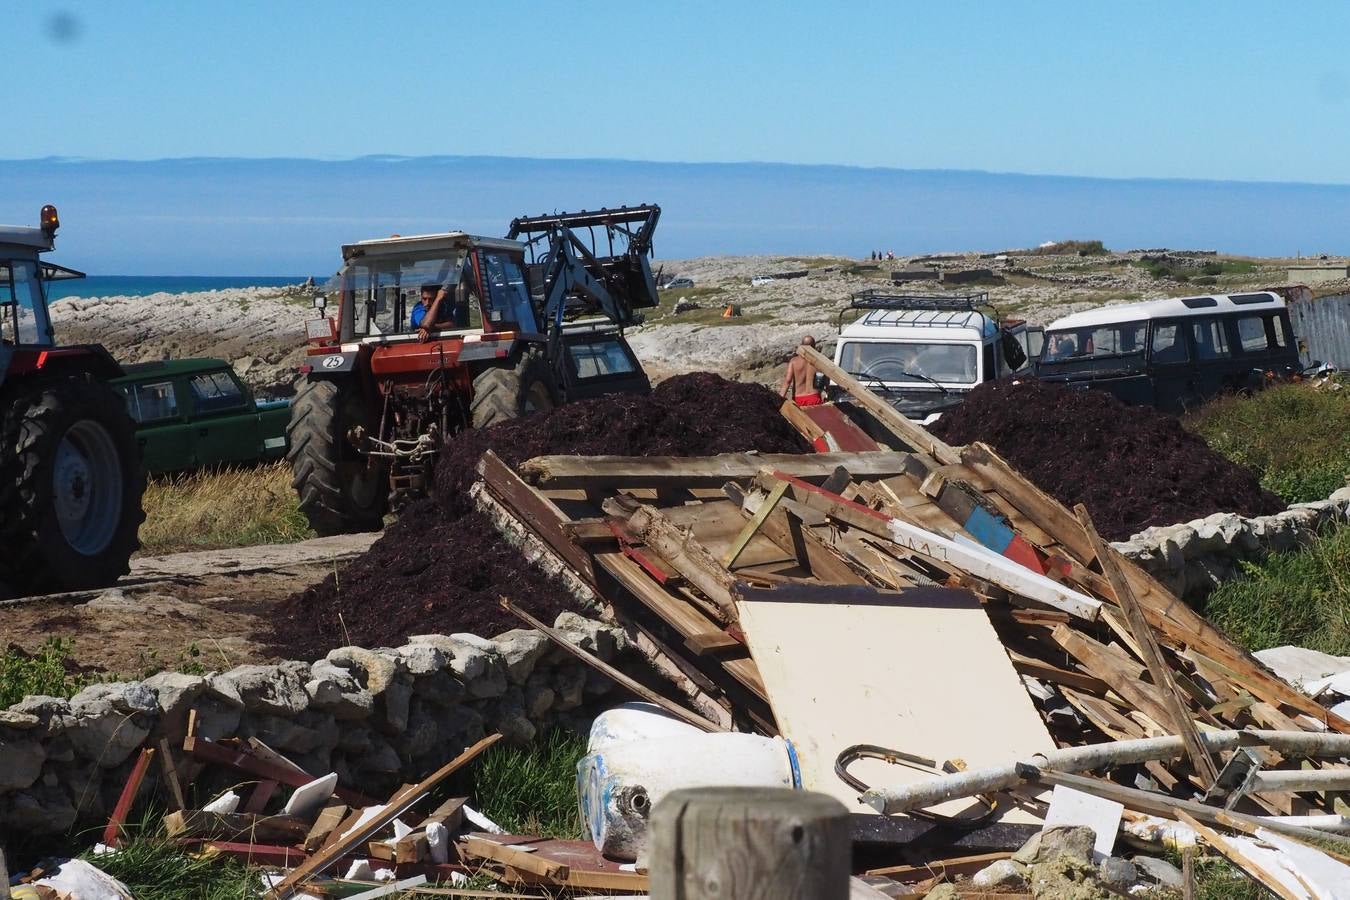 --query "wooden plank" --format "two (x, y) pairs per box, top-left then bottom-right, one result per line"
(864, 851), (1011, 879)
(242, 779), (279, 814)
(798, 344), (961, 465)
(461, 835), (568, 881)
(1008, 652), (1110, 695)
(304, 801), (349, 852)
(157, 738), (188, 812)
(724, 482), (868, 585)
(267, 733), (504, 899)
(779, 397), (826, 444)
(1076, 505), (1220, 788)
(182, 736), (377, 807)
(720, 479), (789, 569)
(103, 747), (156, 848)
(500, 597), (725, 732)
(735, 583), (1055, 818)
(591, 549), (768, 700)
(478, 450), (596, 584)
(162, 810), (309, 843)
(799, 403), (885, 452)
(518, 450), (911, 489)
(1050, 626), (1178, 730)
